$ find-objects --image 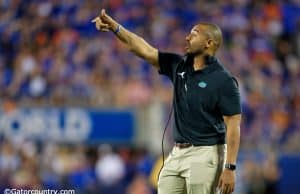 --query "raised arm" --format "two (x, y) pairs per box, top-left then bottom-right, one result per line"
(92, 9), (159, 68)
